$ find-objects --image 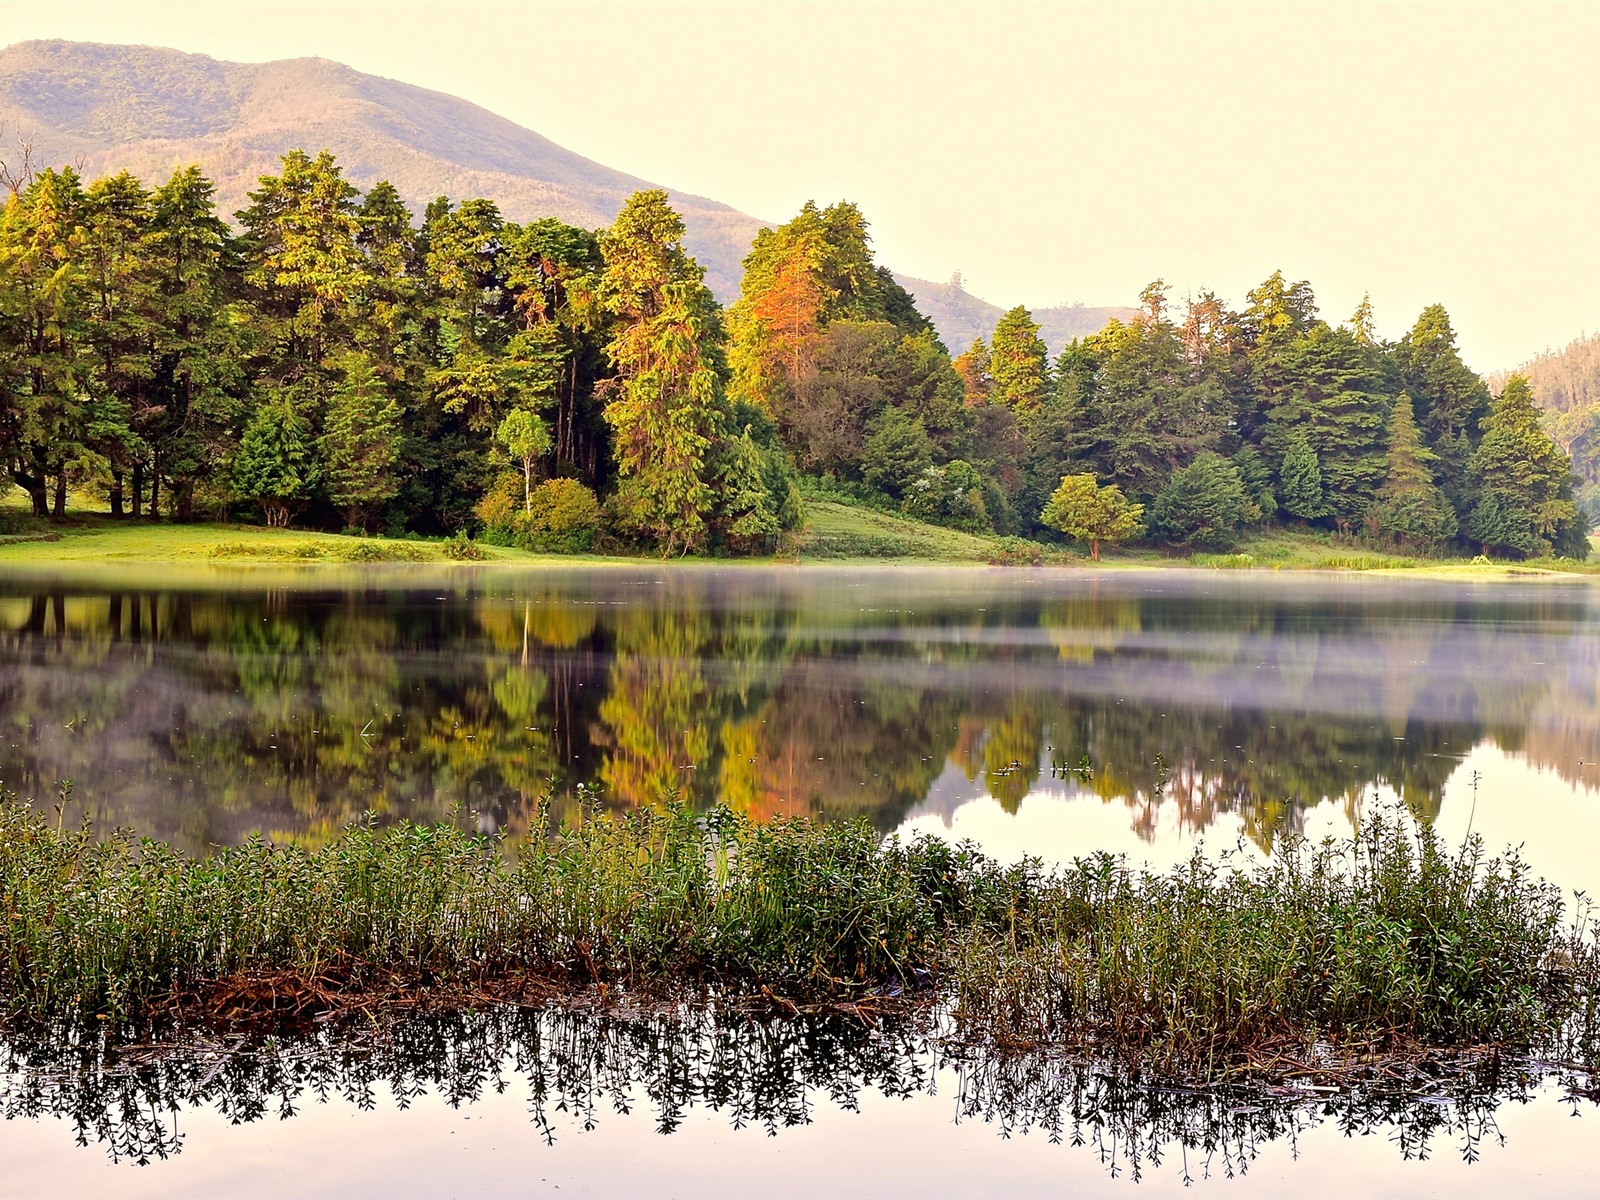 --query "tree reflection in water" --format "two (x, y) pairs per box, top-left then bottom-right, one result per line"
(2, 569), (1599, 854)
(0, 1006), (1576, 1178)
